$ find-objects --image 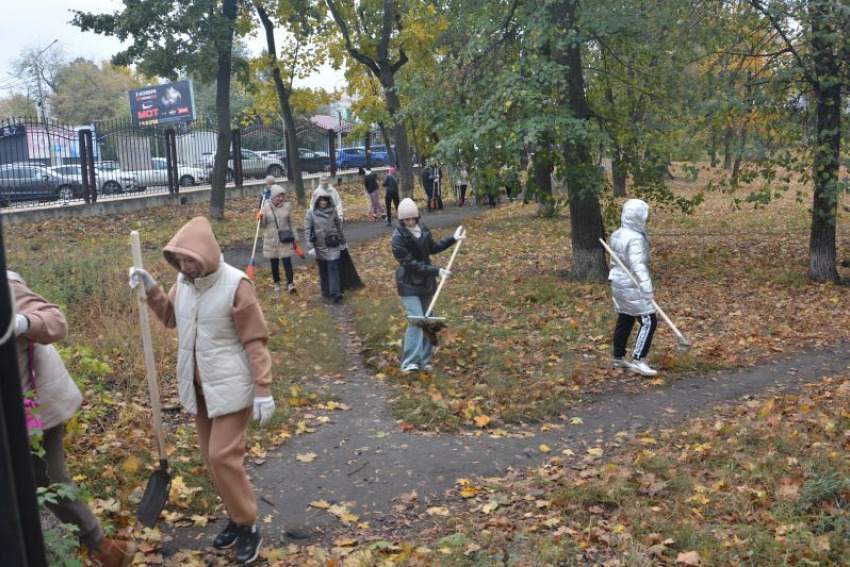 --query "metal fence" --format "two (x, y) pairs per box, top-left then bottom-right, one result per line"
(0, 116), (394, 210)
